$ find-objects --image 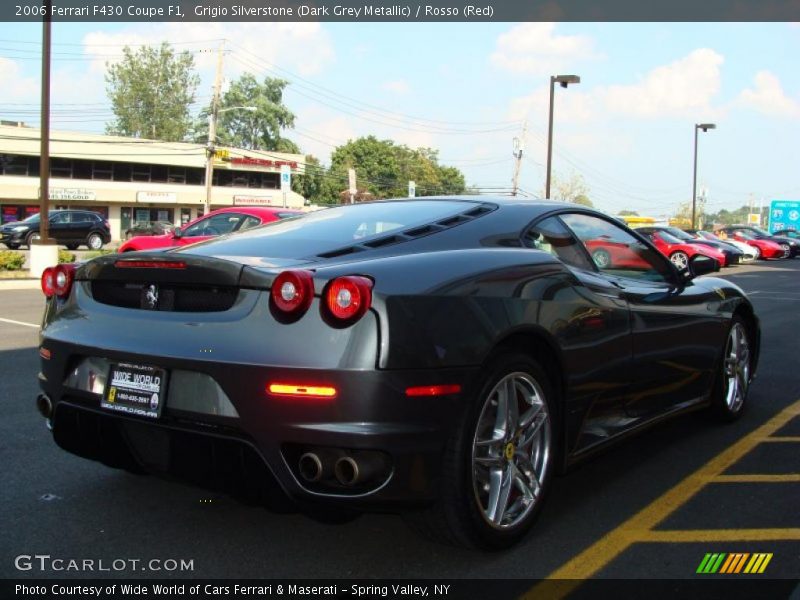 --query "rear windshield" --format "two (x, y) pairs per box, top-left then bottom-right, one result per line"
(179, 200), (481, 258)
